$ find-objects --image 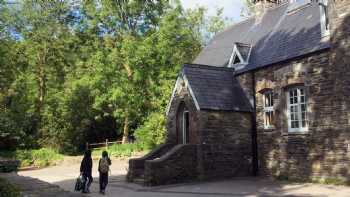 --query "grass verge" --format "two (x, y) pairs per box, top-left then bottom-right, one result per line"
(0, 148), (63, 168)
(92, 143), (148, 158)
(0, 178), (20, 197)
(276, 175), (350, 186)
